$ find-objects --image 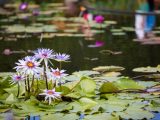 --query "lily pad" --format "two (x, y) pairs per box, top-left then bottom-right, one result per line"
(92, 66), (125, 72)
(114, 77), (145, 90)
(99, 82), (119, 93)
(117, 107), (154, 120)
(133, 66), (160, 73)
